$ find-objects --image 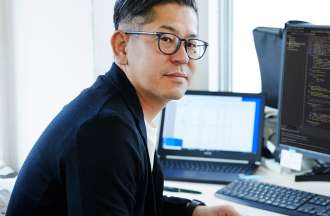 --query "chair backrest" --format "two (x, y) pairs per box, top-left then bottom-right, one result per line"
(253, 20), (310, 108)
